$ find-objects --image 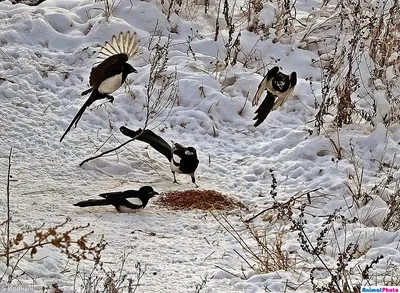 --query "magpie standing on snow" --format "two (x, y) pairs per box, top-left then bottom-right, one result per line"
(120, 126), (200, 187)
(252, 66), (297, 127)
(60, 31), (140, 142)
(73, 186), (158, 213)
